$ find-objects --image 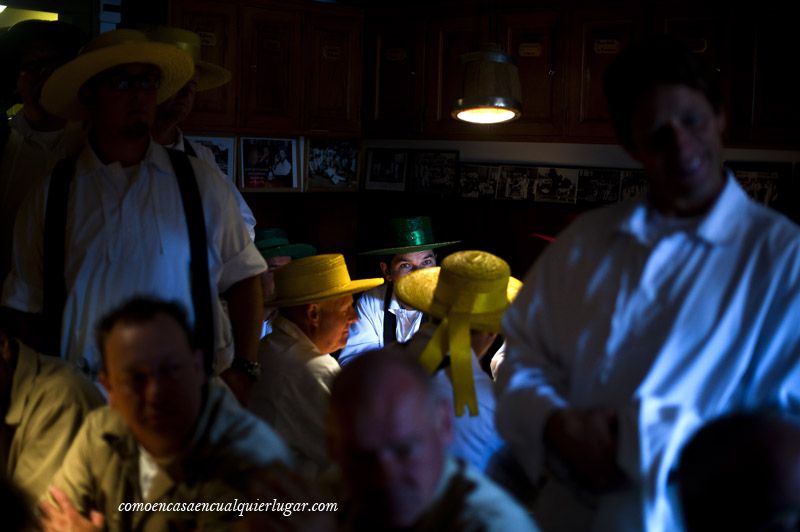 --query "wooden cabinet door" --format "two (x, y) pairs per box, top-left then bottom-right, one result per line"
(171, 0), (237, 130)
(424, 15), (485, 137)
(565, 7), (643, 140)
(494, 10), (566, 138)
(363, 14), (426, 137)
(304, 11), (363, 134)
(728, 9), (800, 147)
(239, 6), (303, 134)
